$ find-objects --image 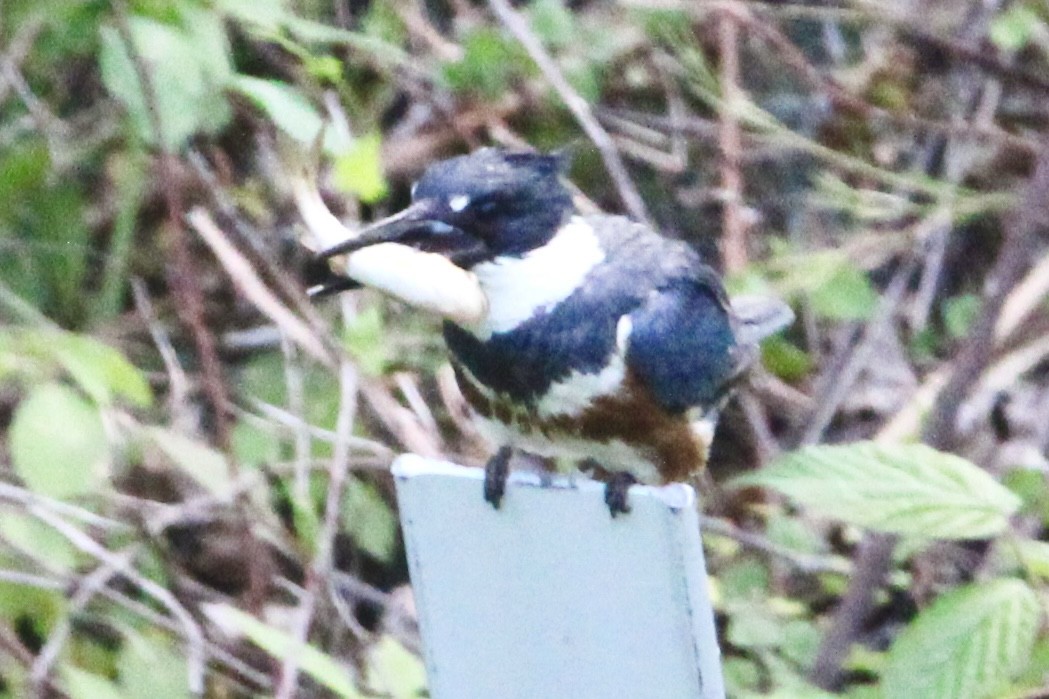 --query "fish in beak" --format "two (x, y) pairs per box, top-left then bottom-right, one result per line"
(306, 196), (490, 324)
